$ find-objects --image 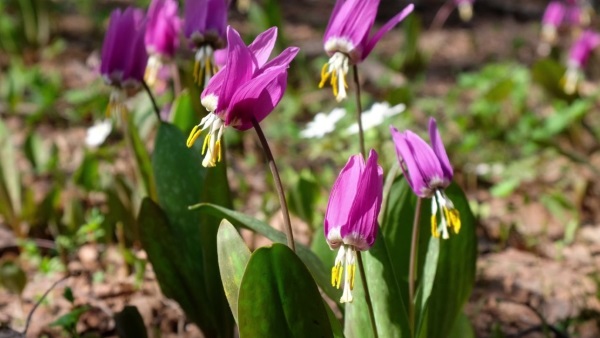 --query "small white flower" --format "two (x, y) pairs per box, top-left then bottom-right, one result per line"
(85, 120), (112, 148)
(300, 108), (346, 139)
(346, 102), (405, 134)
